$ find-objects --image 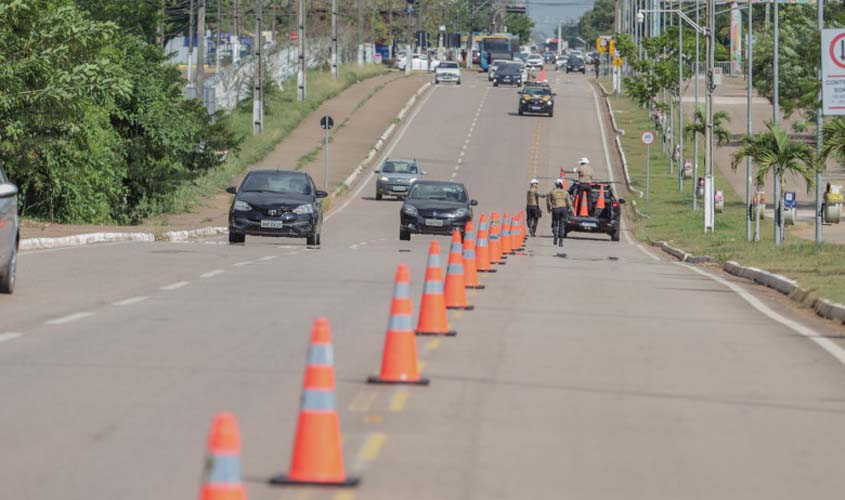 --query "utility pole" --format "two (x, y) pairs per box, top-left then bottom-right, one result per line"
(705, 0), (716, 233)
(694, 0), (700, 211)
(215, 0), (222, 73)
(254, 0), (264, 134)
(272, 0), (278, 43)
(816, 0), (825, 244)
(298, 0), (306, 101)
(188, 0), (196, 90)
(332, 0), (338, 79)
(358, 0), (365, 63)
(773, 0), (782, 245)
(747, 0), (755, 241)
(157, 0), (166, 48)
(678, 19), (684, 192)
(196, 0), (207, 100)
(233, 0), (241, 64)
